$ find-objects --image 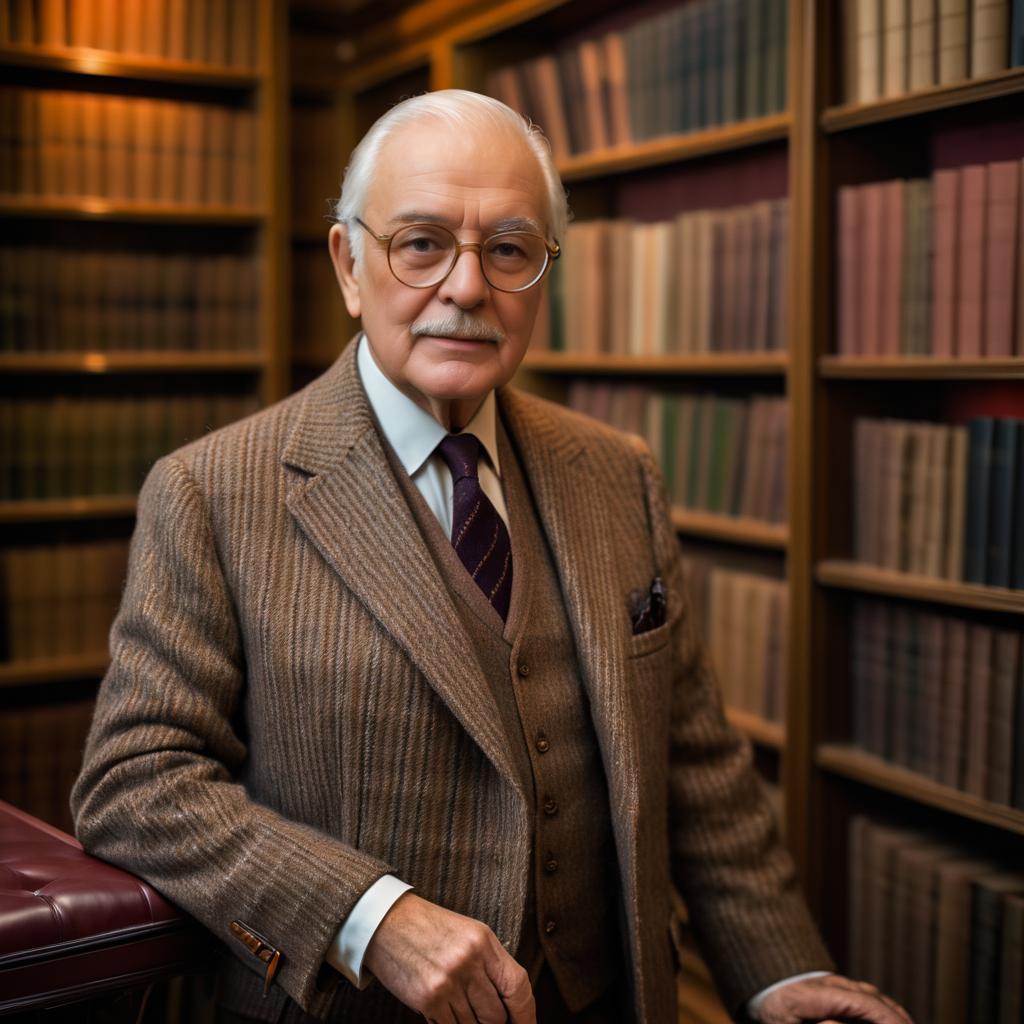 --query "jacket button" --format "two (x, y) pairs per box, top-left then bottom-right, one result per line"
(535, 733), (549, 753)
(517, 660), (530, 677)
(543, 797), (558, 816)
(545, 857), (558, 874)
(544, 919), (557, 935)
